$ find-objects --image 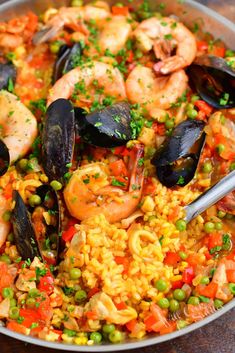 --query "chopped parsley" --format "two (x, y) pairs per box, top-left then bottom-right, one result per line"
(111, 178), (126, 187)
(219, 93), (229, 106)
(176, 176), (185, 185)
(35, 267), (47, 280)
(7, 78), (14, 92)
